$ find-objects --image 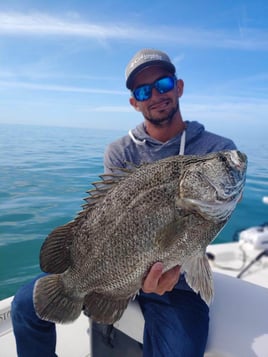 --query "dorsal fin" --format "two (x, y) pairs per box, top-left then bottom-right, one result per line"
(81, 164), (139, 211)
(40, 164), (140, 273)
